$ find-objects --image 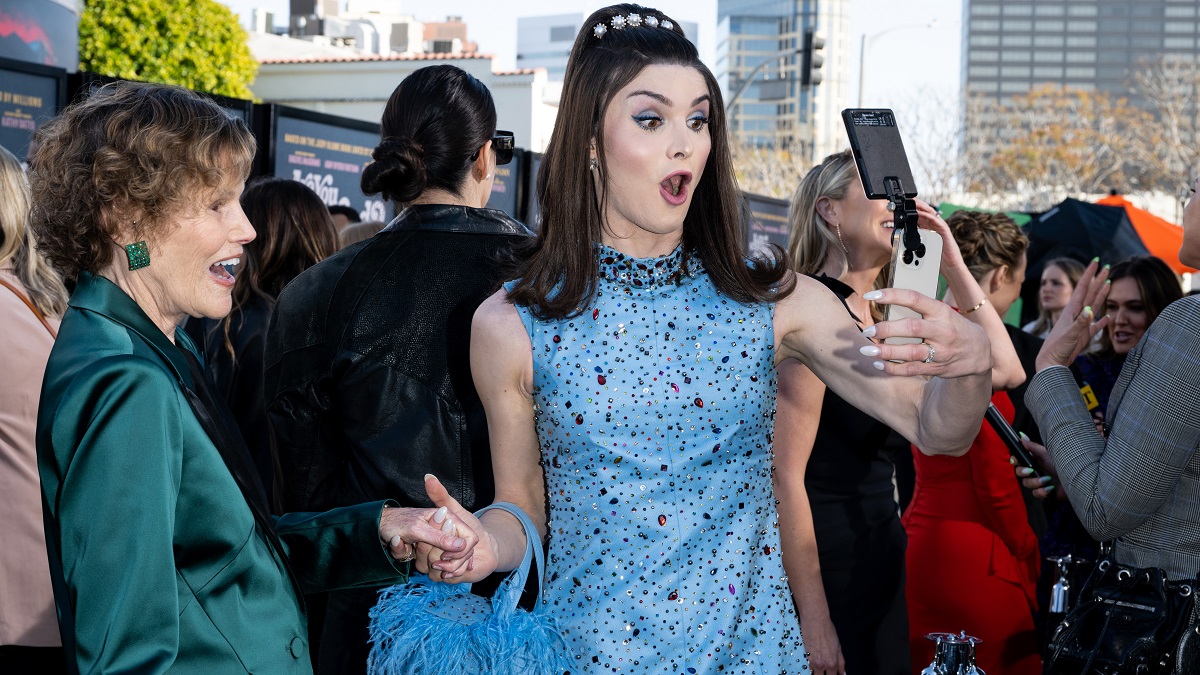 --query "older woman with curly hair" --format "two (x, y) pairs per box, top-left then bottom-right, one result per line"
(28, 82), (475, 673)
